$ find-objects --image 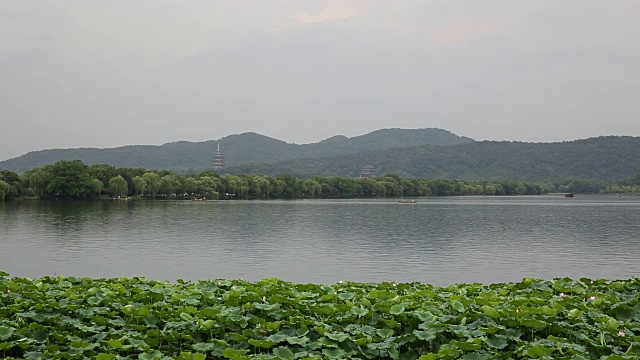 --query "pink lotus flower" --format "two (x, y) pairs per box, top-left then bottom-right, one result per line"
(590, 296), (596, 301)
(7, 289), (10, 293)
(618, 331), (626, 337)
(559, 292), (566, 297)
(516, 308), (520, 313)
